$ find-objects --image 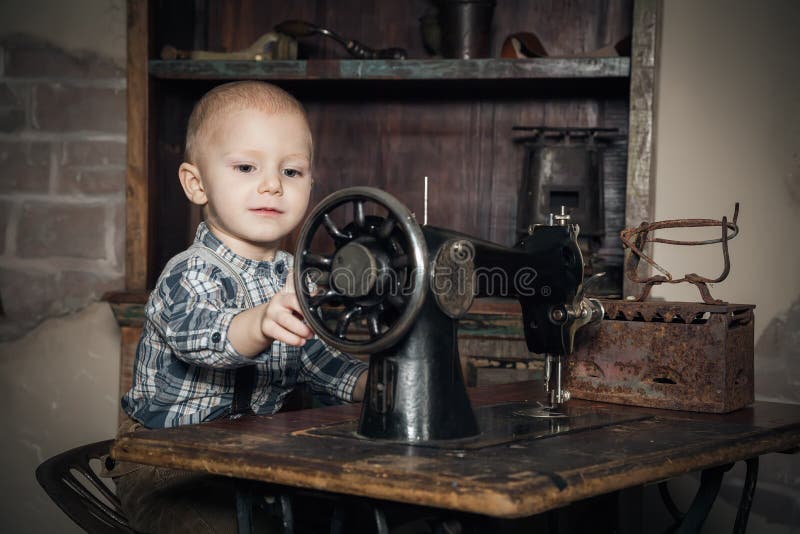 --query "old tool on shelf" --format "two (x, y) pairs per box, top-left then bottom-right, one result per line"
(275, 20), (407, 60)
(294, 187), (604, 445)
(500, 33), (632, 59)
(161, 32), (297, 61)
